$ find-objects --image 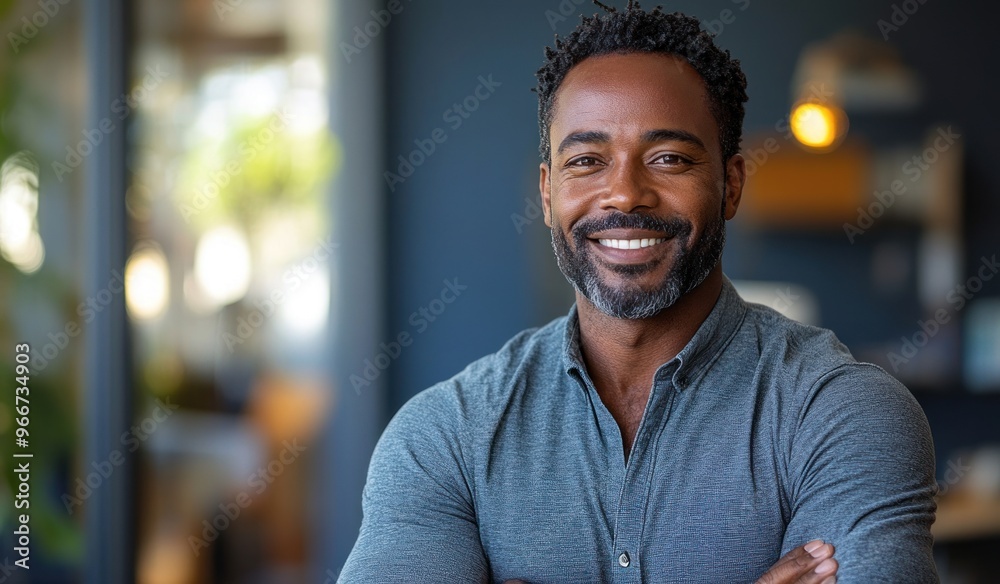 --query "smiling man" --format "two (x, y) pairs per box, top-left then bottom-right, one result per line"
(340, 2), (938, 583)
